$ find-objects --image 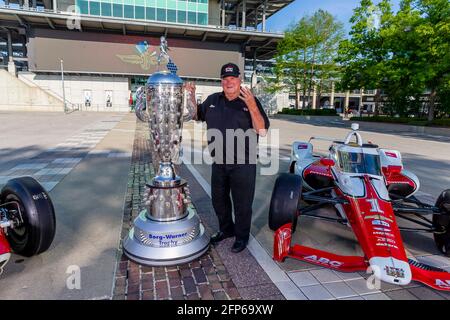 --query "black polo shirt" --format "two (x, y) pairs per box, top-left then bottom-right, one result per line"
(197, 92), (270, 165)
